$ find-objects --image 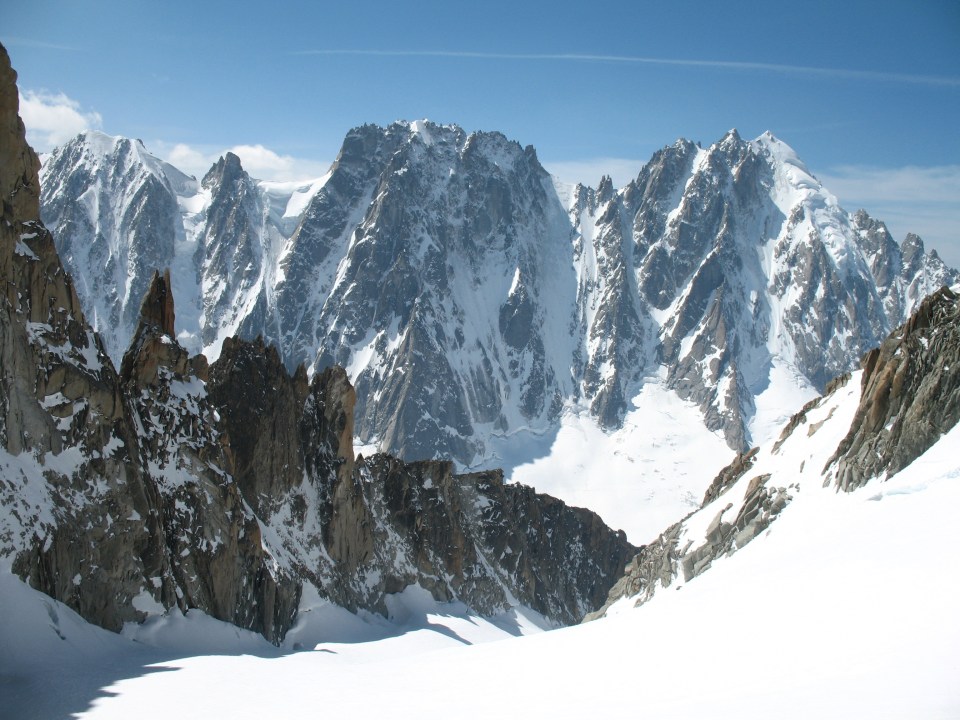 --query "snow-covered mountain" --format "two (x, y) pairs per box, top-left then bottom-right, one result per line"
(40, 124), (958, 479)
(1, 44), (634, 650)
(5, 43), (959, 718)
(6, 252), (958, 719)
